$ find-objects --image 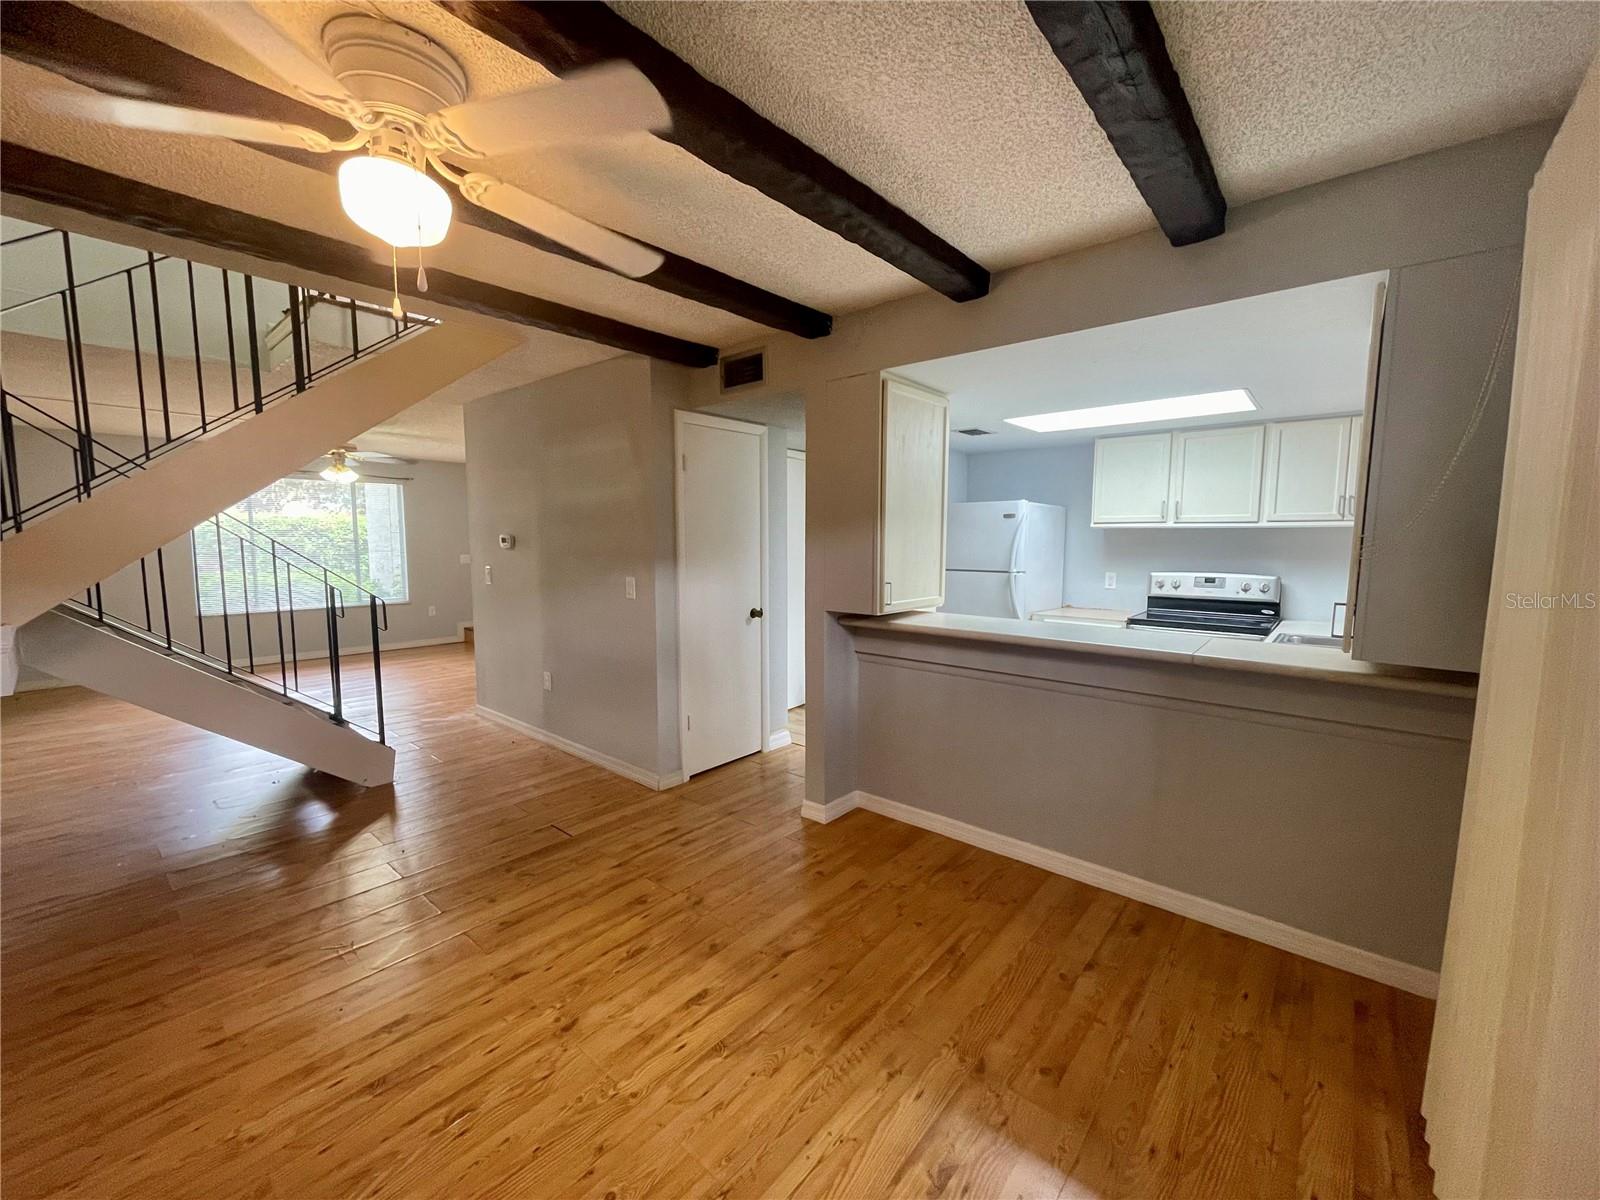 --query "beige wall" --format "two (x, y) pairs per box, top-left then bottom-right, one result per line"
(1423, 59), (1599, 1200)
